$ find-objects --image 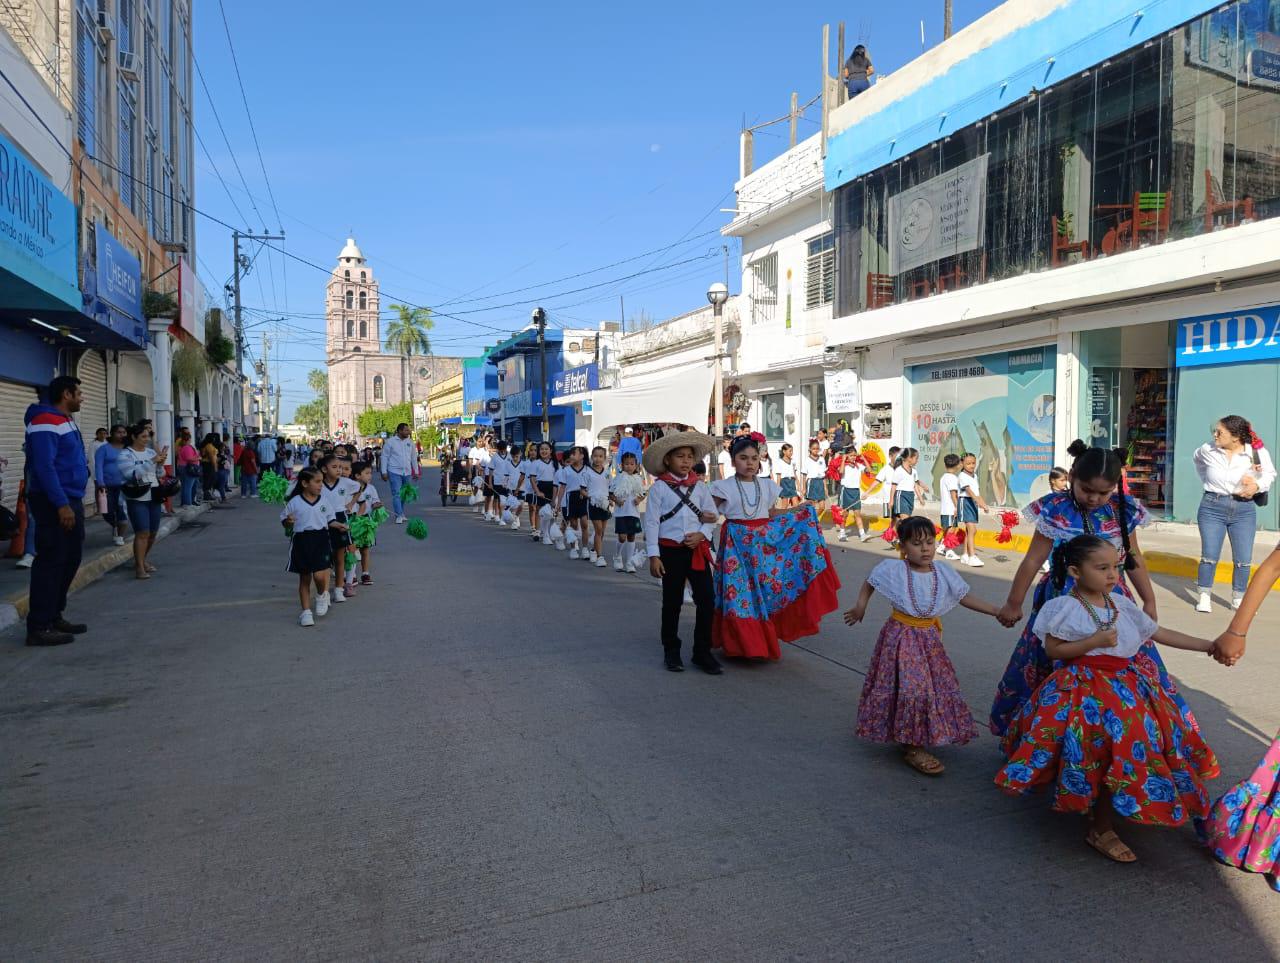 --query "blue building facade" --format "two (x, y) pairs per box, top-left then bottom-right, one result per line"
(490, 329), (575, 445)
